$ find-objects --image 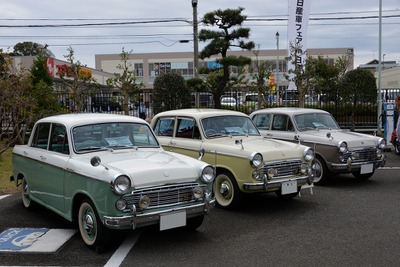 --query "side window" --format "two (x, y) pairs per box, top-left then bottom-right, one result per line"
(153, 117), (175, 137)
(272, 115), (290, 131)
(176, 118), (200, 139)
(31, 123), (51, 149)
(253, 114), (270, 130)
(49, 124), (69, 154)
